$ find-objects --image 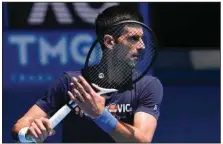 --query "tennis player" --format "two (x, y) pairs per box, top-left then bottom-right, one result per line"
(12, 5), (163, 143)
